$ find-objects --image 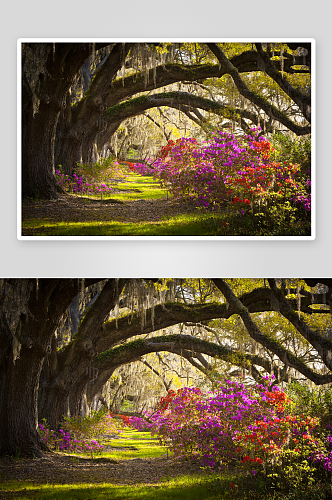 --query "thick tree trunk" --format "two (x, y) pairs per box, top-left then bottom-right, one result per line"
(21, 43), (92, 198)
(0, 278), (103, 457)
(22, 97), (63, 199)
(96, 122), (122, 156)
(56, 132), (83, 175)
(0, 345), (47, 457)
(86, 368), (115, 405)
(39, 382), (71, 431)
(39, 279), (128, 428)
(67, 367), (115, 419)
